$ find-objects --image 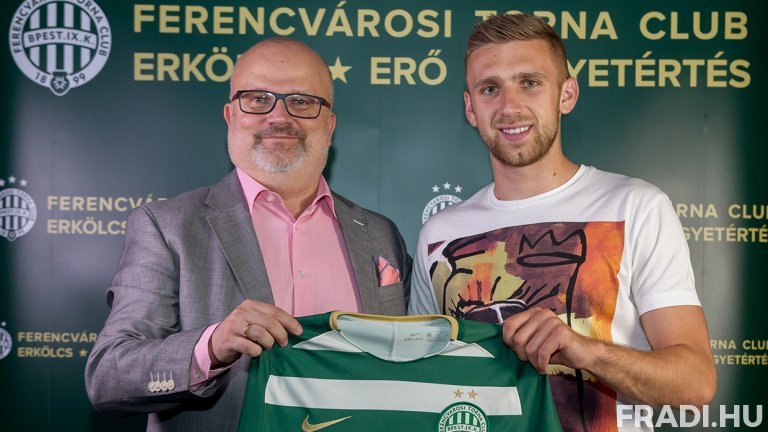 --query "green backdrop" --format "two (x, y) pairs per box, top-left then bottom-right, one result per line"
(1, 1), (765, 430)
